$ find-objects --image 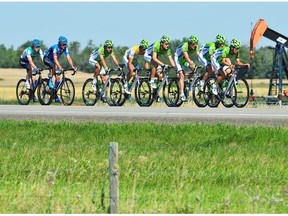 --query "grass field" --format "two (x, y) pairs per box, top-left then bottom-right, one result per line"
(0, 120), (288, 213)
(0, 68), (281, 107)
